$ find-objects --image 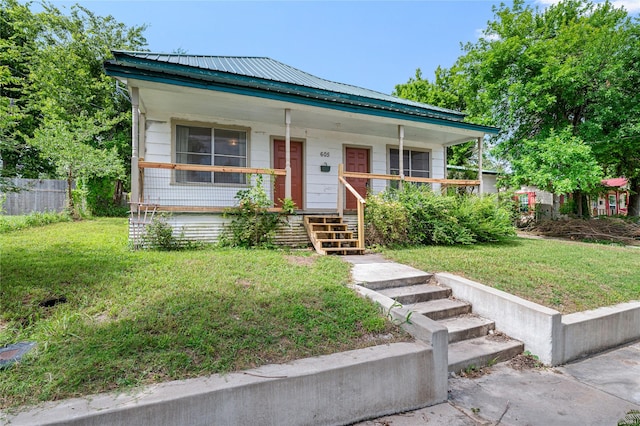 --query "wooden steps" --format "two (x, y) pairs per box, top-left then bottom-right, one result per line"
(303, 215), (364, 255)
